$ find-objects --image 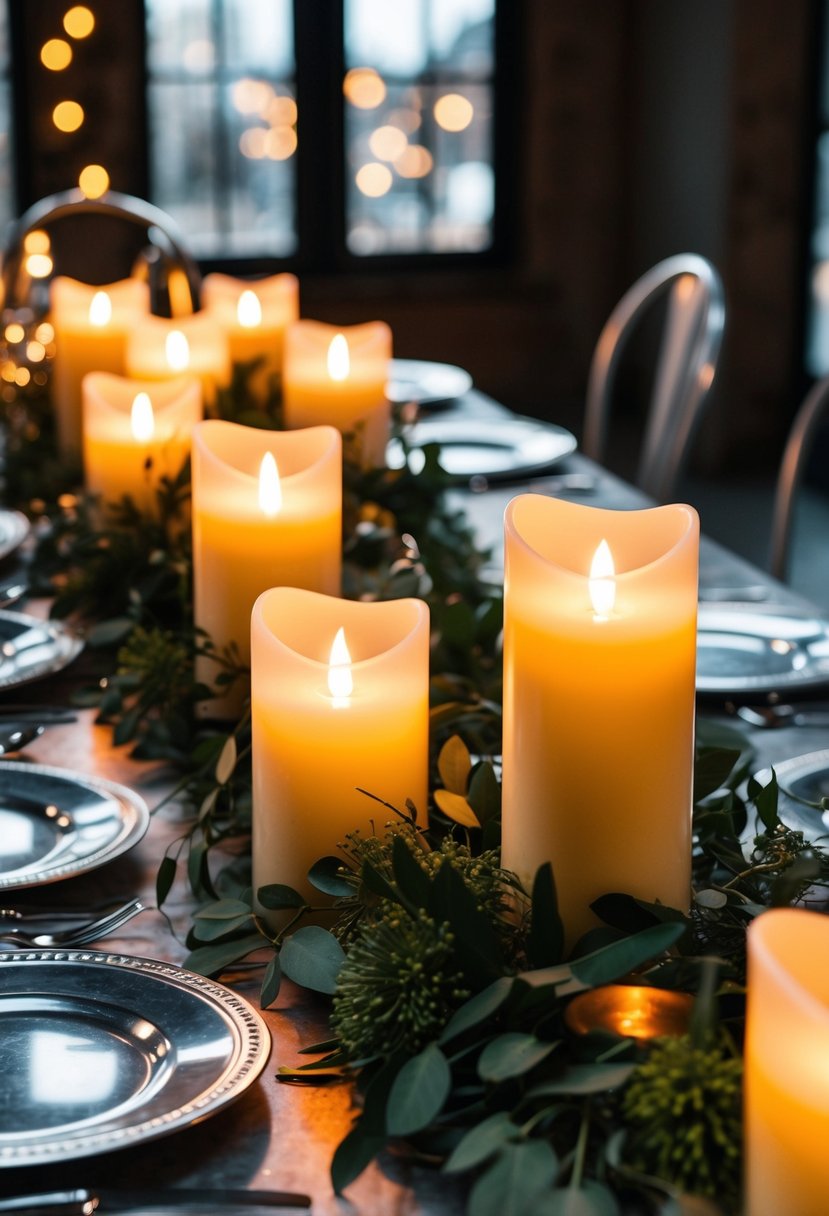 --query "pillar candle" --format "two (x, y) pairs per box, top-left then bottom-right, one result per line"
(125, 311), (231, 410)
(282, 319), (392, 466)
(501, 494), (699, 945)
(251, 588), (429, 903)
(746, 908), (829, 1216)
(191, 420), (342, 715)
(50, 276), (150, 460)
(82, 371), (202, 511)
(202, 272), (299, 403)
